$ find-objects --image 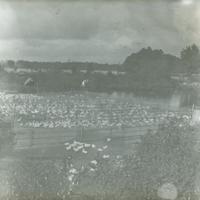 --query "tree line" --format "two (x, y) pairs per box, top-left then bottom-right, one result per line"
(0, 44), (200, 97)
